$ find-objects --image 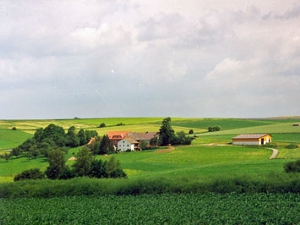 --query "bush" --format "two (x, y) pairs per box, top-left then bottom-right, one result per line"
(285, 143), (298, 149)
(14, 168), (45, 182)
(188, 129), (194, 134)
(284, 160), (300, 173)
(208, 126), (221, 132)
(99, 123), (106, 128)
(265, 143), (278, 148)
